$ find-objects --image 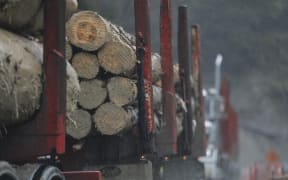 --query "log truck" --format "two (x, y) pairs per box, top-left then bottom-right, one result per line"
(0, 0), (238, 180)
